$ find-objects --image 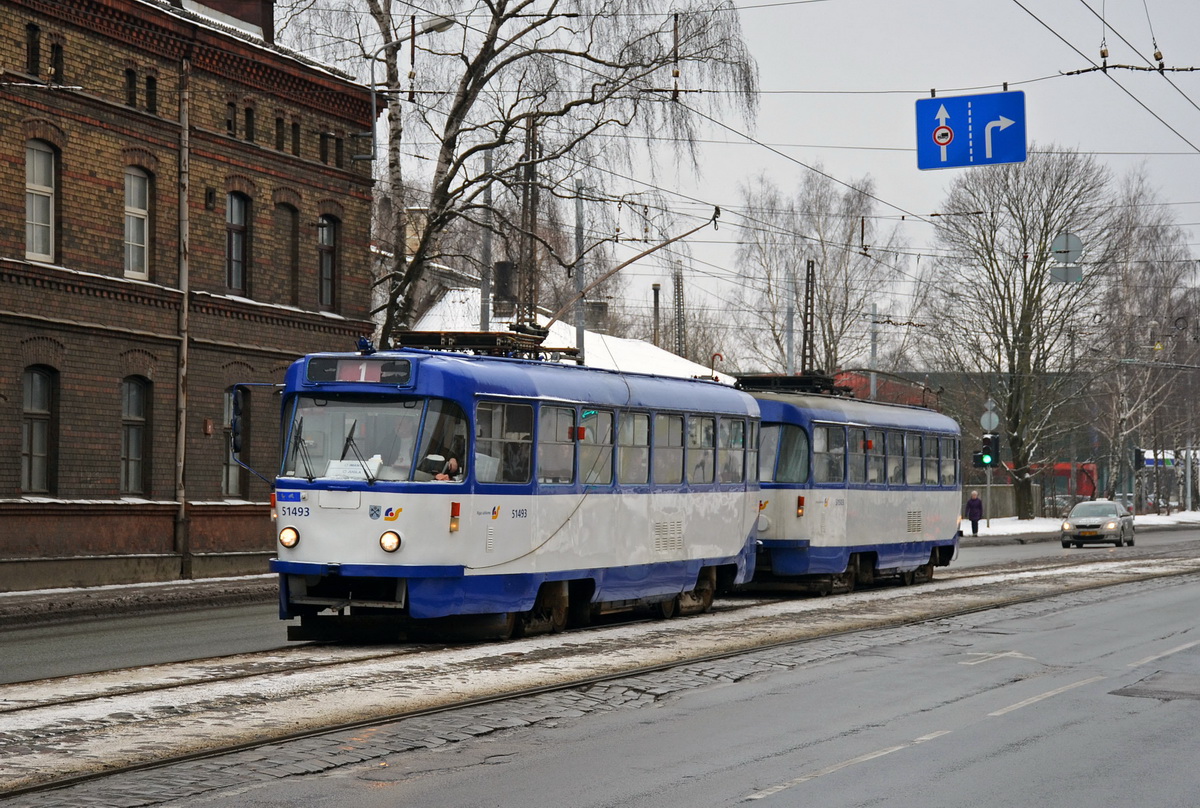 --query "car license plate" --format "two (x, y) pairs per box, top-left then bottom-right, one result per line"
(1080, 530), (1098, 537)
